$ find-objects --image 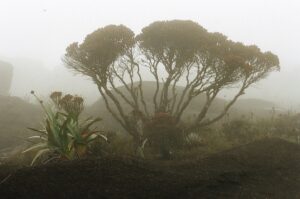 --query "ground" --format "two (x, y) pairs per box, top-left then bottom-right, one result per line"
(1, 138), (300, 198)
